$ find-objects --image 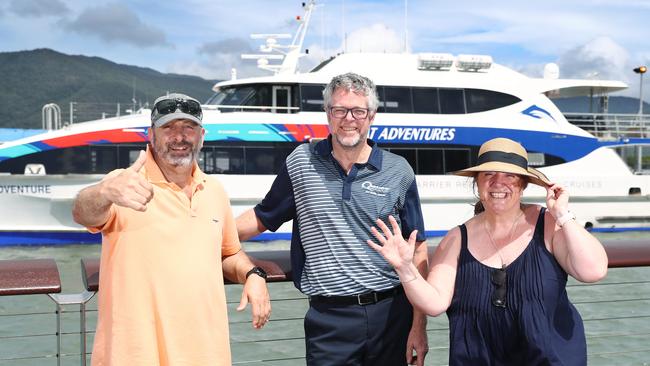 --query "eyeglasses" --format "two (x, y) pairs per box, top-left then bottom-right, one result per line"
(328, 106), (370, 120)
(152, 97), (203, 122)
(491, 267), (507, 308)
